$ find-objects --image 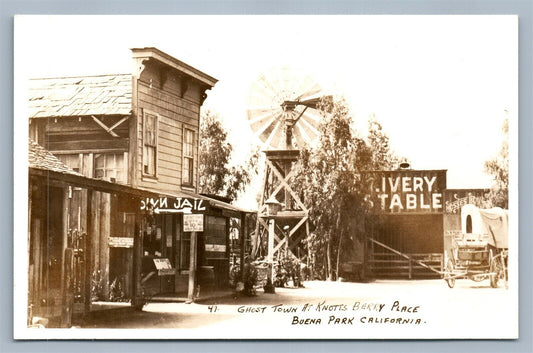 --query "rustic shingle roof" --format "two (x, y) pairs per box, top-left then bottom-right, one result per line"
(28, 139), (82, 176)
(29, 74), (132, 119)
